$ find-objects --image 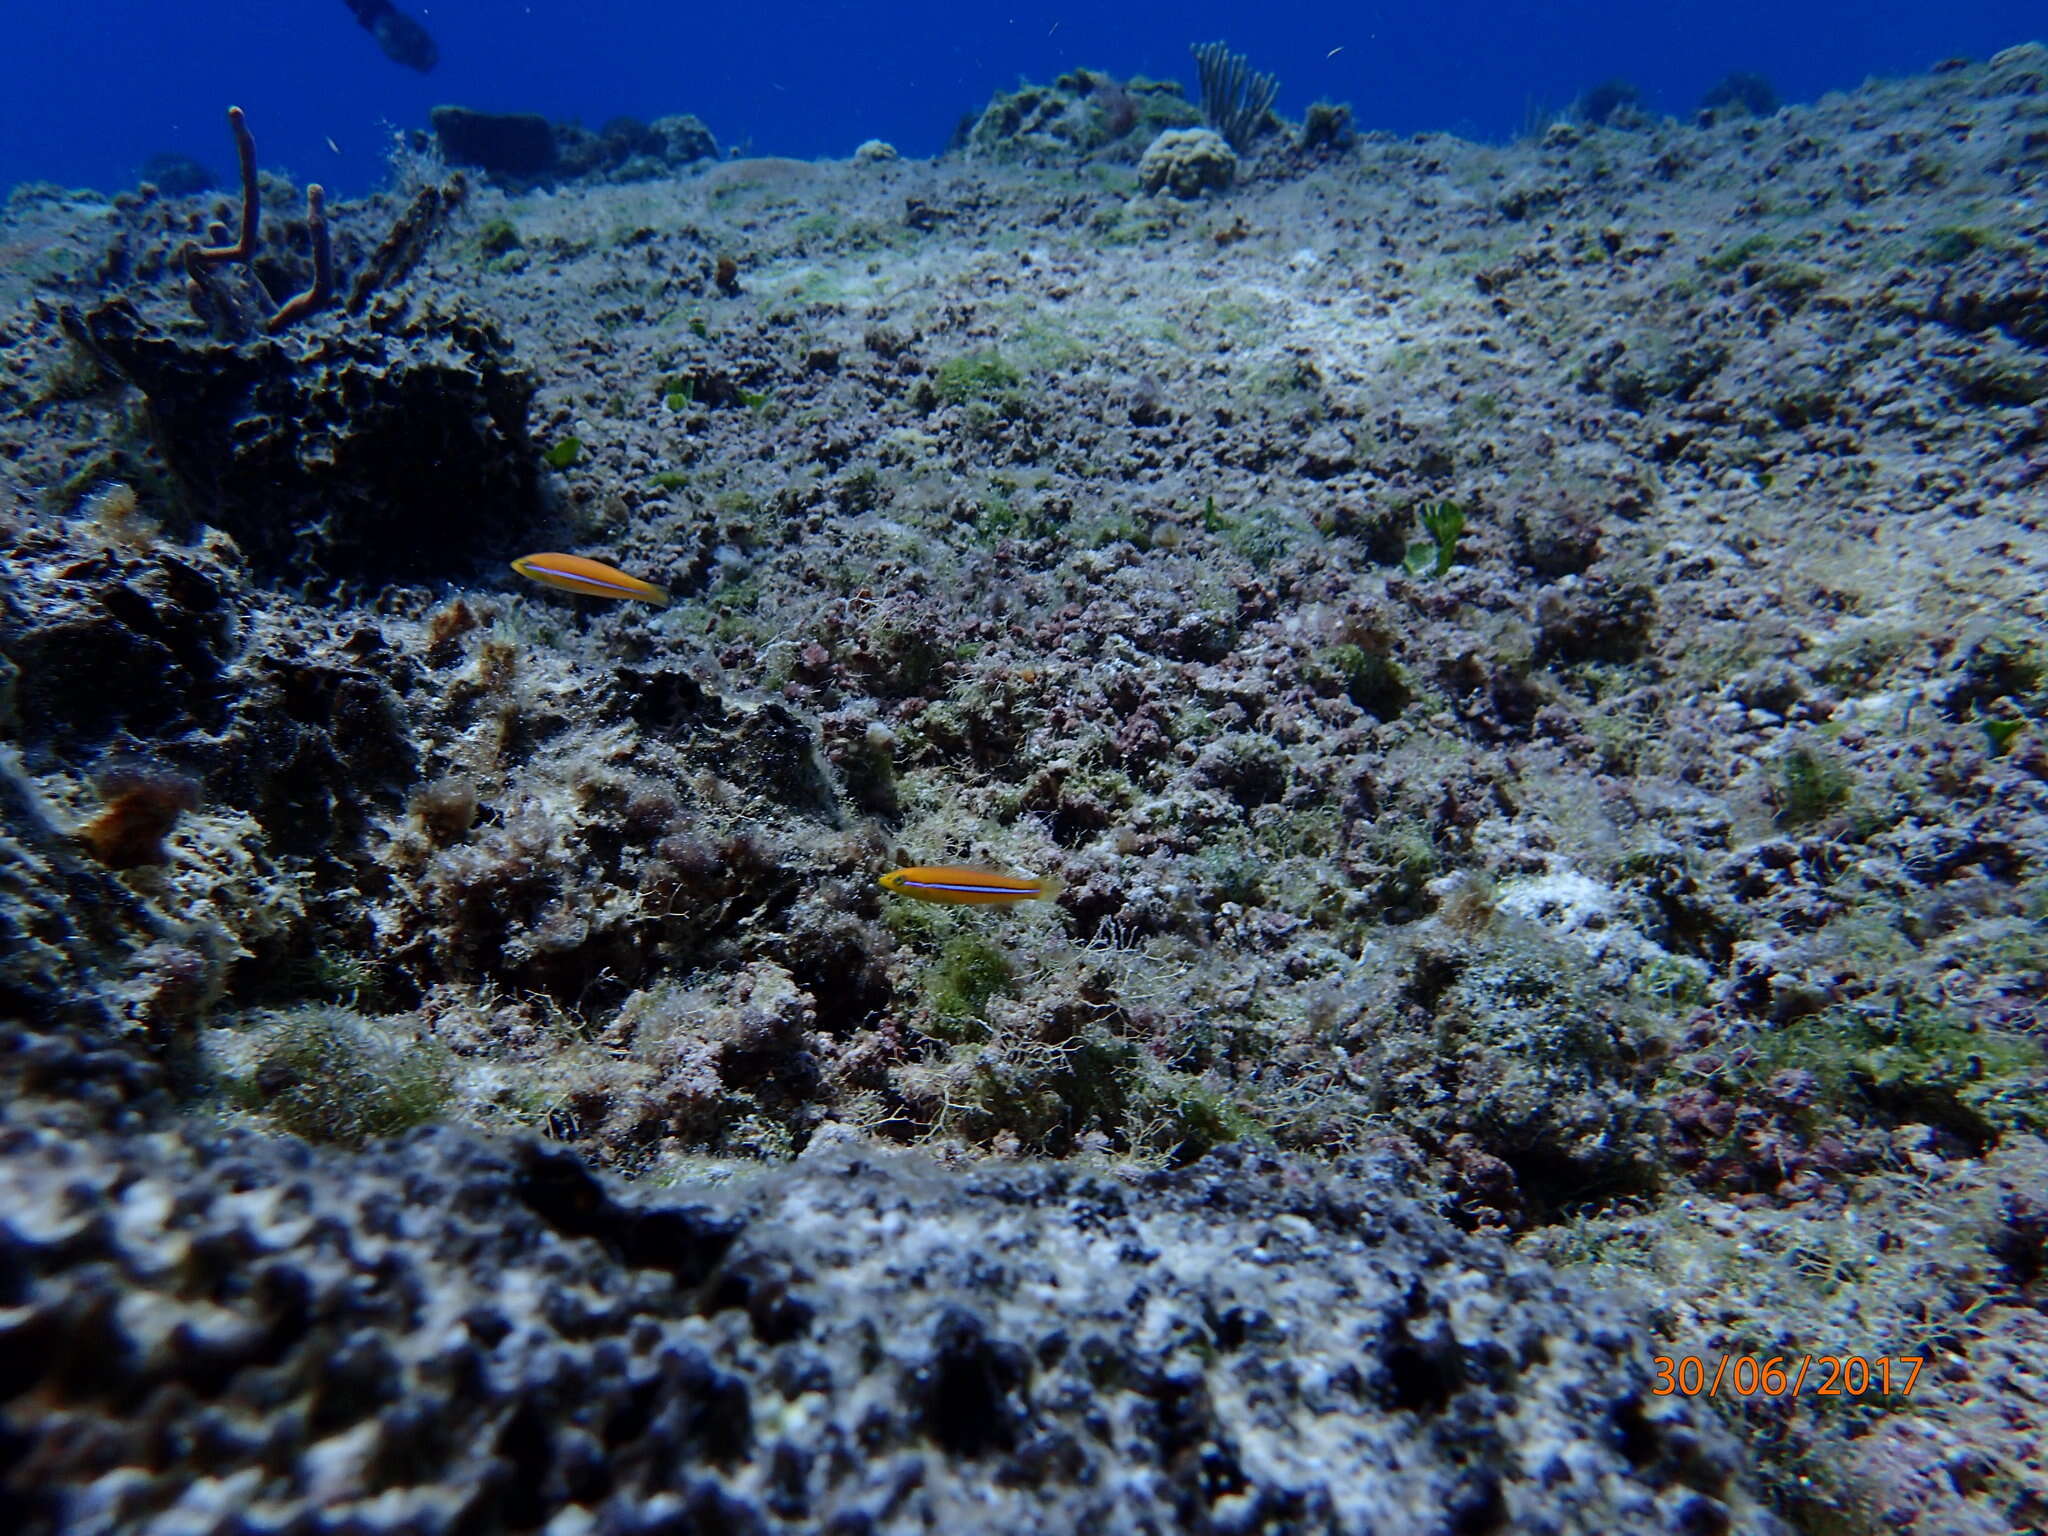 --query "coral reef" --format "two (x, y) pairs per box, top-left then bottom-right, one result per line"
(1, 41), (2046, 1534)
